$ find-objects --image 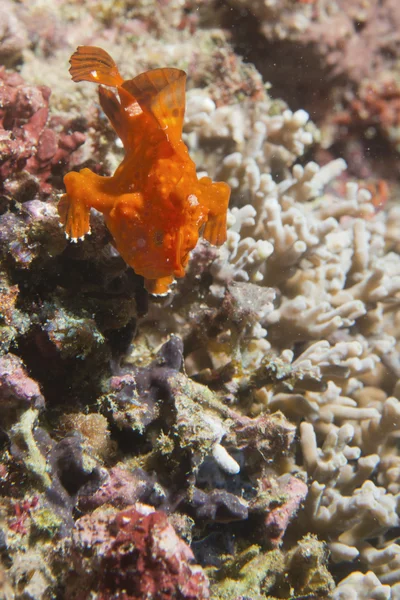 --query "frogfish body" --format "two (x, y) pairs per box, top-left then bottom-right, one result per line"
(59, 46), (230, 295)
